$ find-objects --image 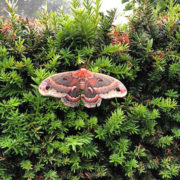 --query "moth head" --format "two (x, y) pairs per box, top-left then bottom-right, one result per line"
(73, 68), (93, 78)
(39, 79), (51, 96)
